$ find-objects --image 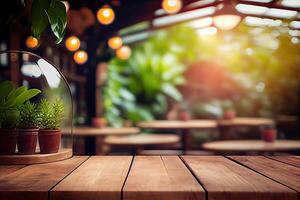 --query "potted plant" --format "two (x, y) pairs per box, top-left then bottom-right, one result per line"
(261, 126), (277, 142)
(0, 80), (41, 155)
(17, 101), (40, 154)
(222, 100), (236, 120)
(38, 99), (64, 154)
